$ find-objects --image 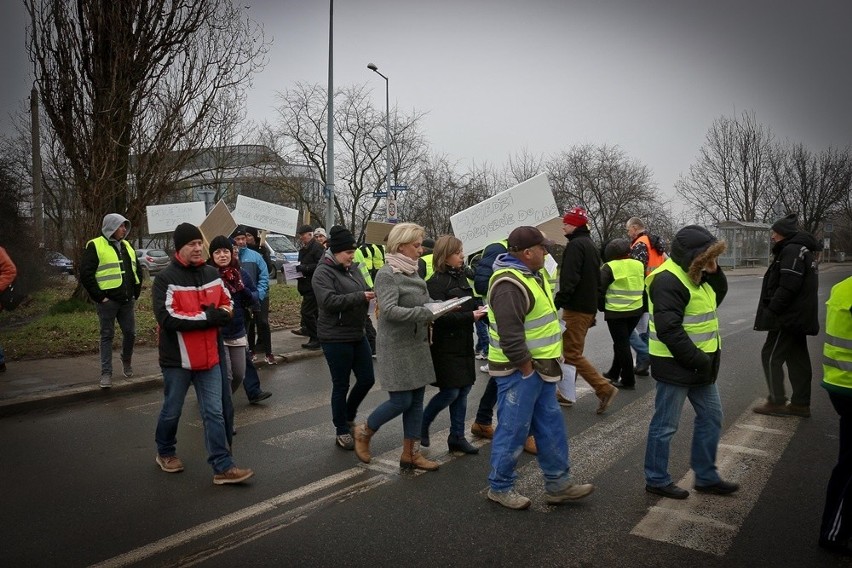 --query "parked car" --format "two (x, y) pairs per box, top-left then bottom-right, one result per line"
(263, 234), (300, 279)
(136, 248), (171, 274)
(46, 251), (74, 275)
